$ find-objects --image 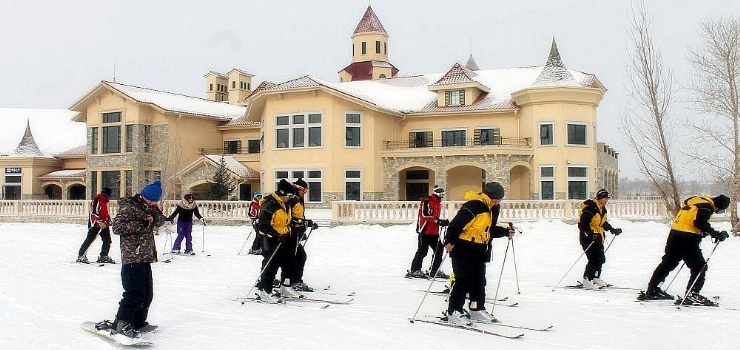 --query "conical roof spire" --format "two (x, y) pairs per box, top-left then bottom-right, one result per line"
(353, 6), (387, 35)
(532, 38), (579, 87)
(465, 54), (480, 71)
(13, 120), (44, 156)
